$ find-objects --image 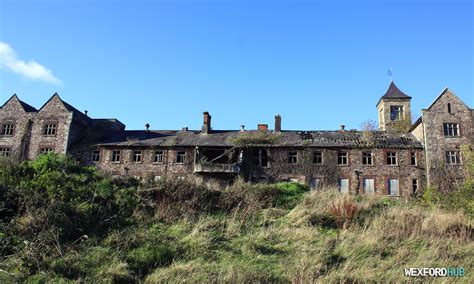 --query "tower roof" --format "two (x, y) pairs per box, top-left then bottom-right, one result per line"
(377, 81), (411, 106)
